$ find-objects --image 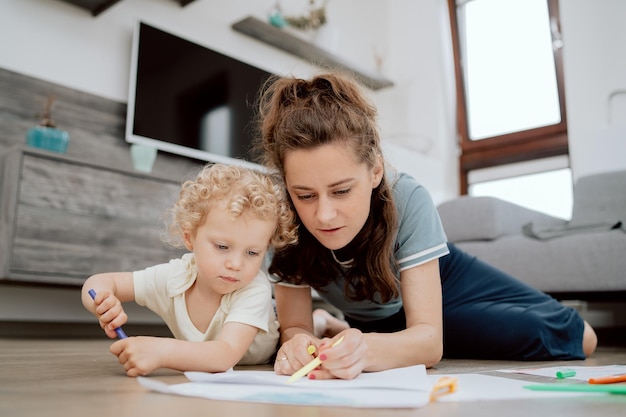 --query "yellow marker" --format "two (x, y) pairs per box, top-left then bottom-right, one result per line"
(287, 336), (344, 384)
(429, 376), (458, 402)
(307, 345), (316, 355)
